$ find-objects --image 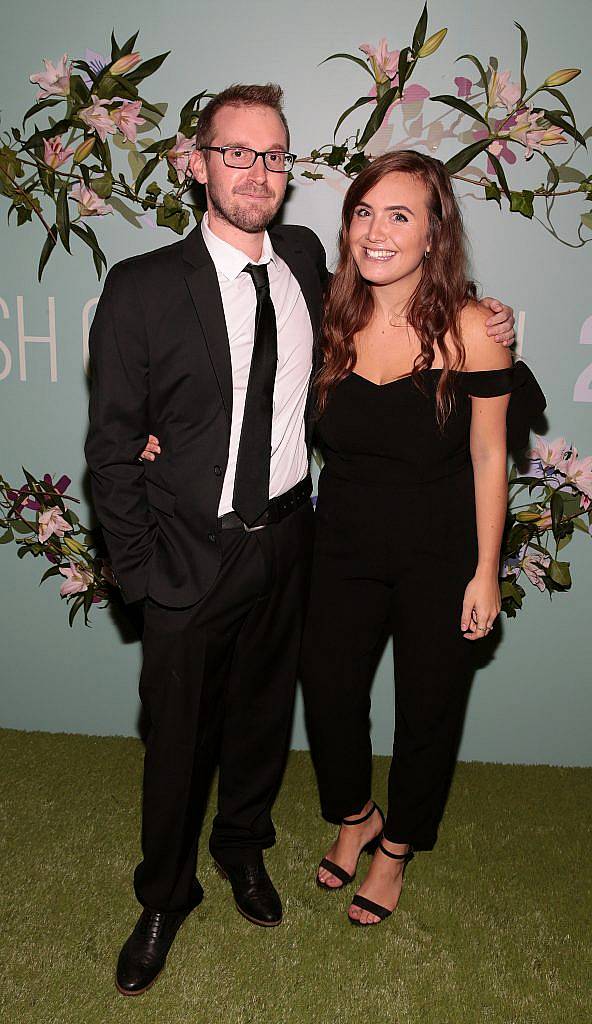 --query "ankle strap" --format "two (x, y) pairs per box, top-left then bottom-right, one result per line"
(378, 841), (414, 861)
(342, 801), (377, 827)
